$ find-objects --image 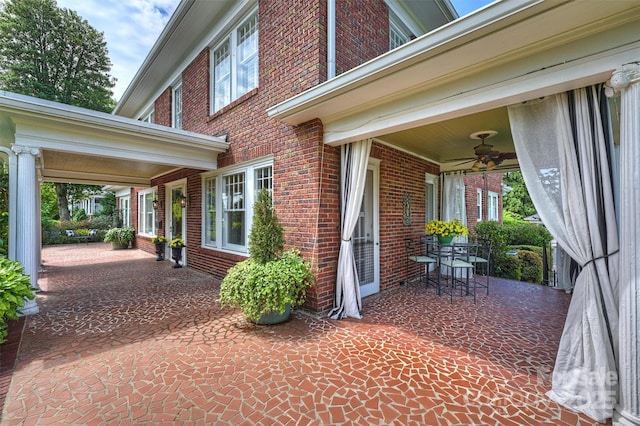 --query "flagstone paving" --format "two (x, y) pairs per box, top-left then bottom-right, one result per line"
(1, 243), (604, 425)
